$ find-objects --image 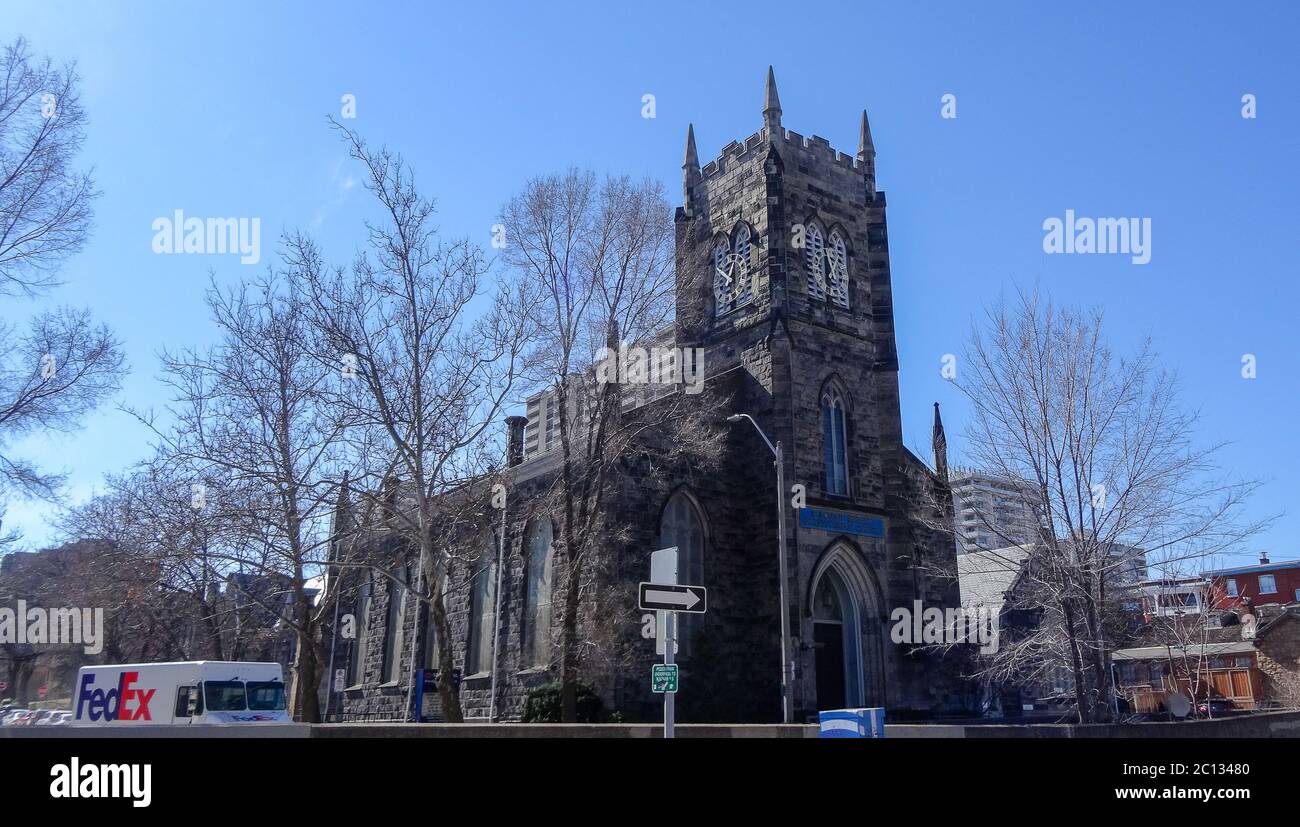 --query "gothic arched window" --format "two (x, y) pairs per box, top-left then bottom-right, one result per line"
(657, 492), (706, 657)
(826, 229), (849, 308)
(347, 572), (372, 687)
(382, 565), (408, 684)
(805, 222), (826, 301)
(522, 519), (554, 668)
(466, 538), (497, 675)
(821, 384), (850, 496)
